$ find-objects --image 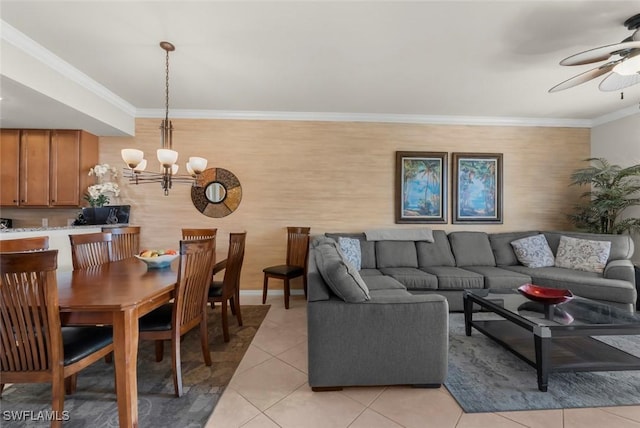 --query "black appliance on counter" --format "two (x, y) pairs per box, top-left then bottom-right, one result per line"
(0, 218), (12, 229)
(79, 205), (131, 225)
